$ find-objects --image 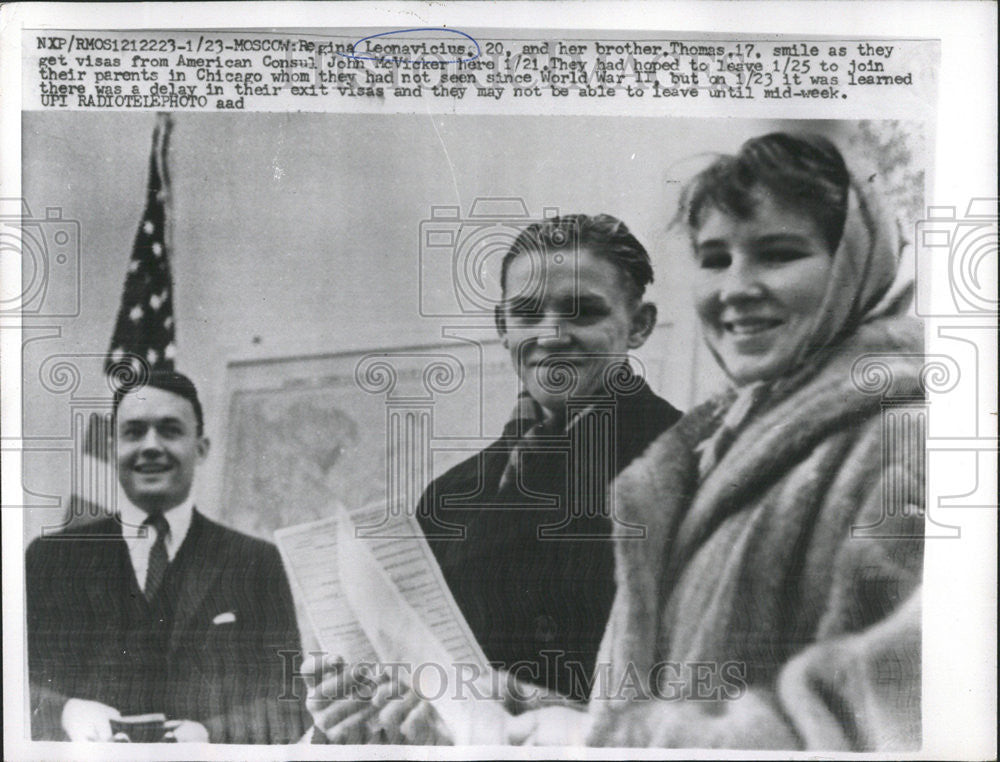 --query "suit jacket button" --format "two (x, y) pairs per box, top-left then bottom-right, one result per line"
(534, 615), (557, 643)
